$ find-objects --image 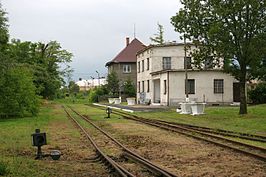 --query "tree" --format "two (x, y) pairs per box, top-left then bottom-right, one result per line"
(8, 40), (73, 99)
(124, 79), (136, 97)
(106, 71), (119, 95)
(68, 81), (80, 95)
(248, 82), (266, 104)
(150, 22), (165, 45)
(0, 67), (40, 117)
(0, 2), (73, 117)
(171, 0), (266, 114)
(0, 4), (8, 47)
